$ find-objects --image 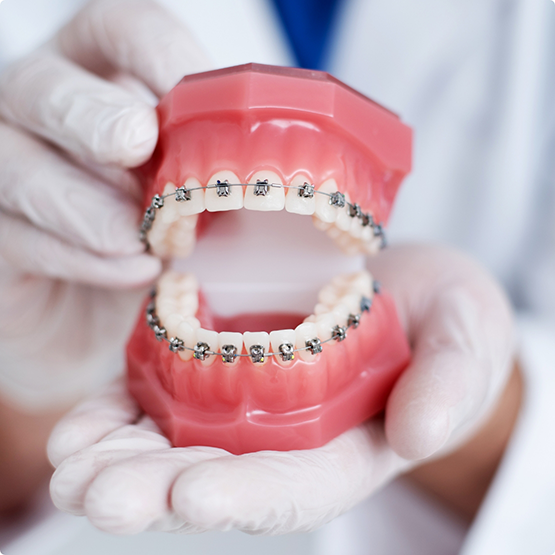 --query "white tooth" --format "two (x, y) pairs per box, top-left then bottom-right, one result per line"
(295, 322), (321, 362)
(331, 304), (350, 327)
(245, 171), (285, 211)
(349, 271), (372, 297)
(176, 320), (197, 361)
(243, 331), (270, 364)
(339, 294), (361, 315)
(335, 192), (353, 231)
(326, 223), (342, 240)
(315, 313), (336, 341)
(314, 302), (331, 316)
(156, 299), (179, 321)
(312, 216), (331, 231)
(285, 174), (316, 215)
(158, 270), (182, 290)
(314, 179), (340, 223)
(350, 216), (364, 239)
(361, 225), (381, 255)
(184, 316), (200, 329)
(318, 284), (340, 306)
(177, 293), (199, 316)
(160, 182), (180, 224)
(269, 329), (296, 366)
(218, 332), (243, 364)
(205, 171), (243, 212)
(165, 313), (185, 338)
(175, 273), (198, 293)
(333, 231), (362, 255)
(195, 328), (219, 366)
(303, 314), (317, 323)
(169, 226), (196, 258)
(148, 217), (172, 258)
(178, 177), (205, 216)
